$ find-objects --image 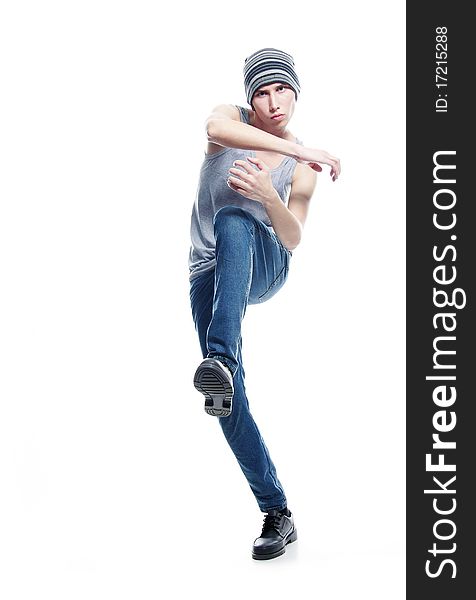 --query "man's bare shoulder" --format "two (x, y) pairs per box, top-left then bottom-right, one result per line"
(205, 104), (245, 155)
(208, 104), (242, 121)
